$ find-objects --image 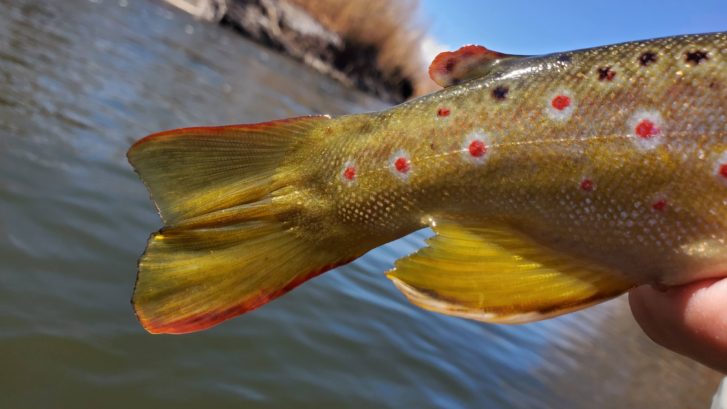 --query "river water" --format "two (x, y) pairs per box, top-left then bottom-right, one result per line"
(0, 0), (722, 407)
